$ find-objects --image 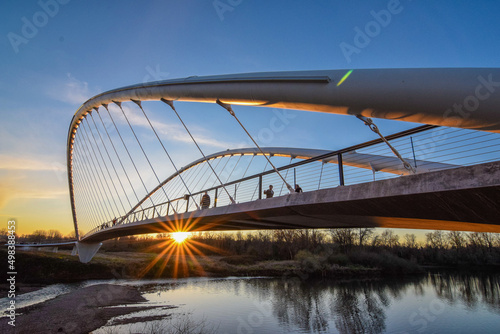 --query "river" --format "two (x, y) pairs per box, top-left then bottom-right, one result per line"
(2, 272), (500, 333)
